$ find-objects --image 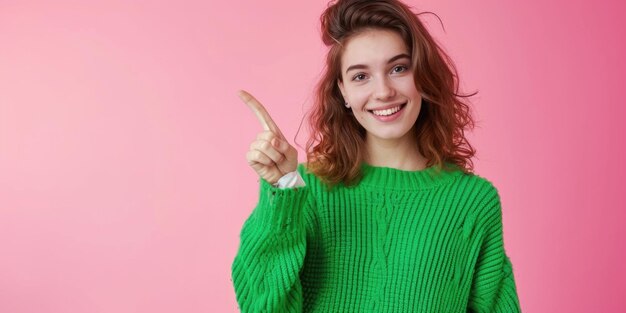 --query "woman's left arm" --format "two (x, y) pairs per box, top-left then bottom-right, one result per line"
(467, 191), (521, 312)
